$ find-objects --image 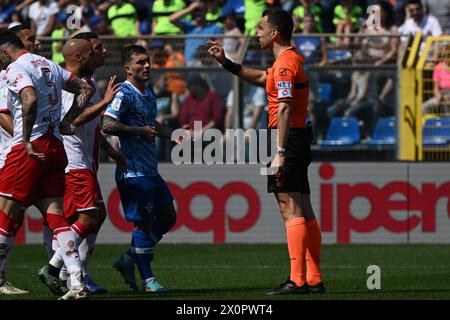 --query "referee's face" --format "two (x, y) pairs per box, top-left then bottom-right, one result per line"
(257, 16), (274, 51)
